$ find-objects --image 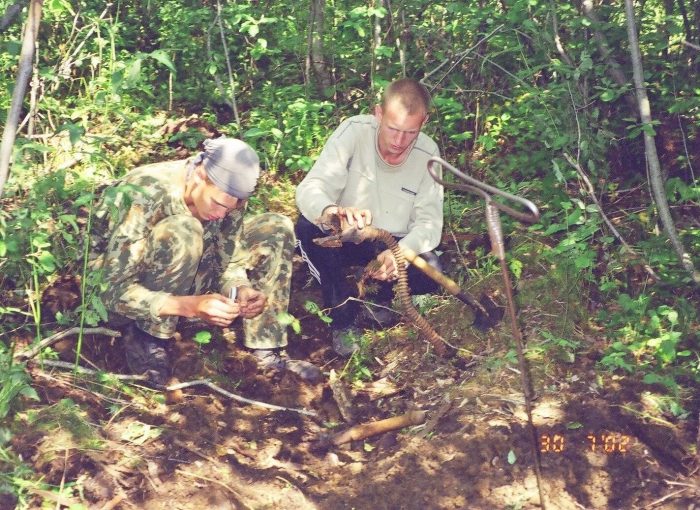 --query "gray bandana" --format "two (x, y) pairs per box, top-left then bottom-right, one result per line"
(194, 138), (260, 199)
